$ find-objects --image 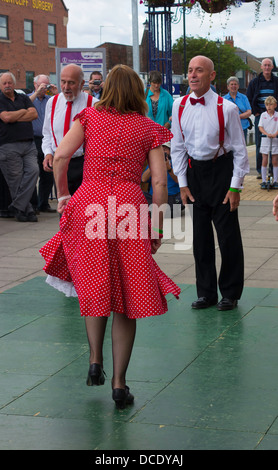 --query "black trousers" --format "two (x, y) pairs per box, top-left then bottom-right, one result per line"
(35, 136), (54, 210)
(67, 155), (84, 195)
(187, 152), (244, 301)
